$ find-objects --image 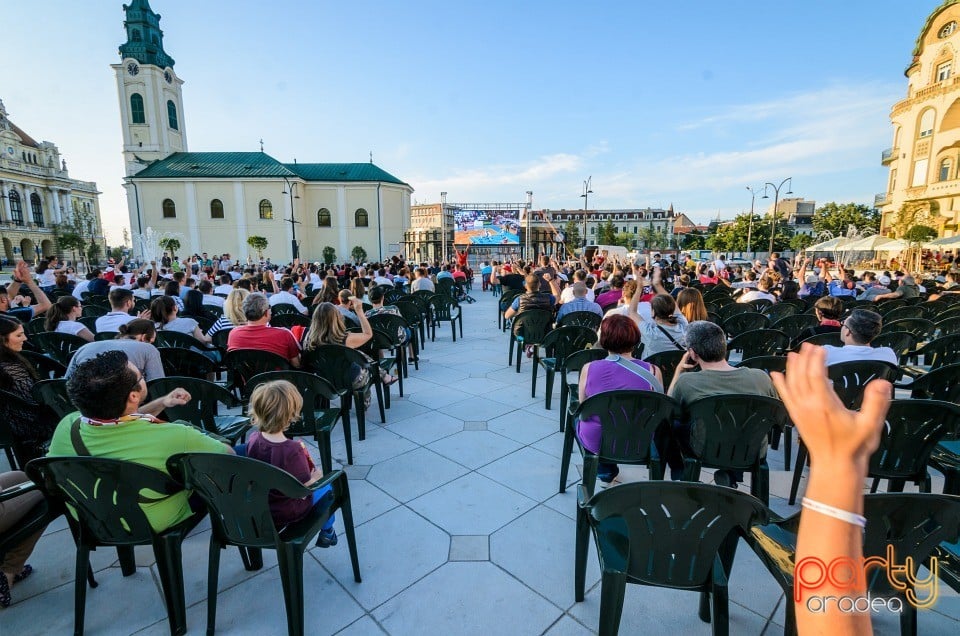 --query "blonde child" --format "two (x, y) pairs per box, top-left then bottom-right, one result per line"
(244, 380), (338, 547)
